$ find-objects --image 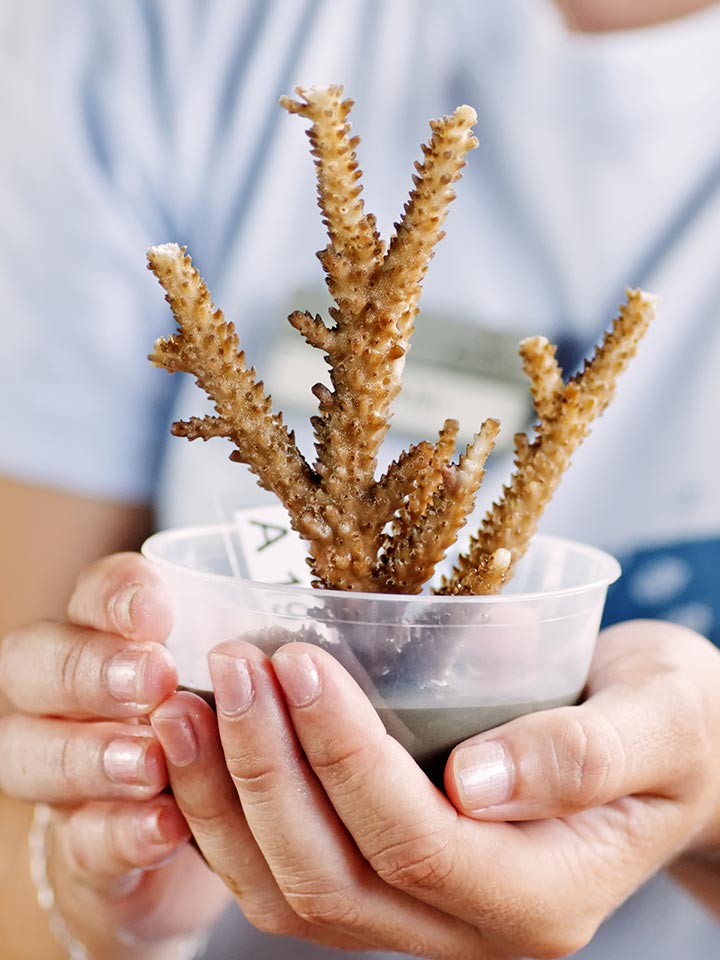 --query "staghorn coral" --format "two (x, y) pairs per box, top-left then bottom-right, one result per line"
(149, 86), (488, 593)
(441, 289), (658, 595)
(148, 86), (656, 596)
